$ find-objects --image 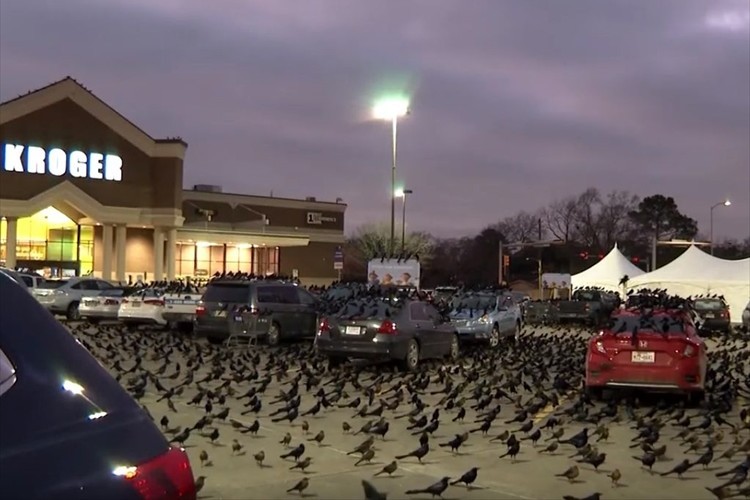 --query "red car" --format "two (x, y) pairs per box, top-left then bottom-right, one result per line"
(585, 308), (707, 402)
